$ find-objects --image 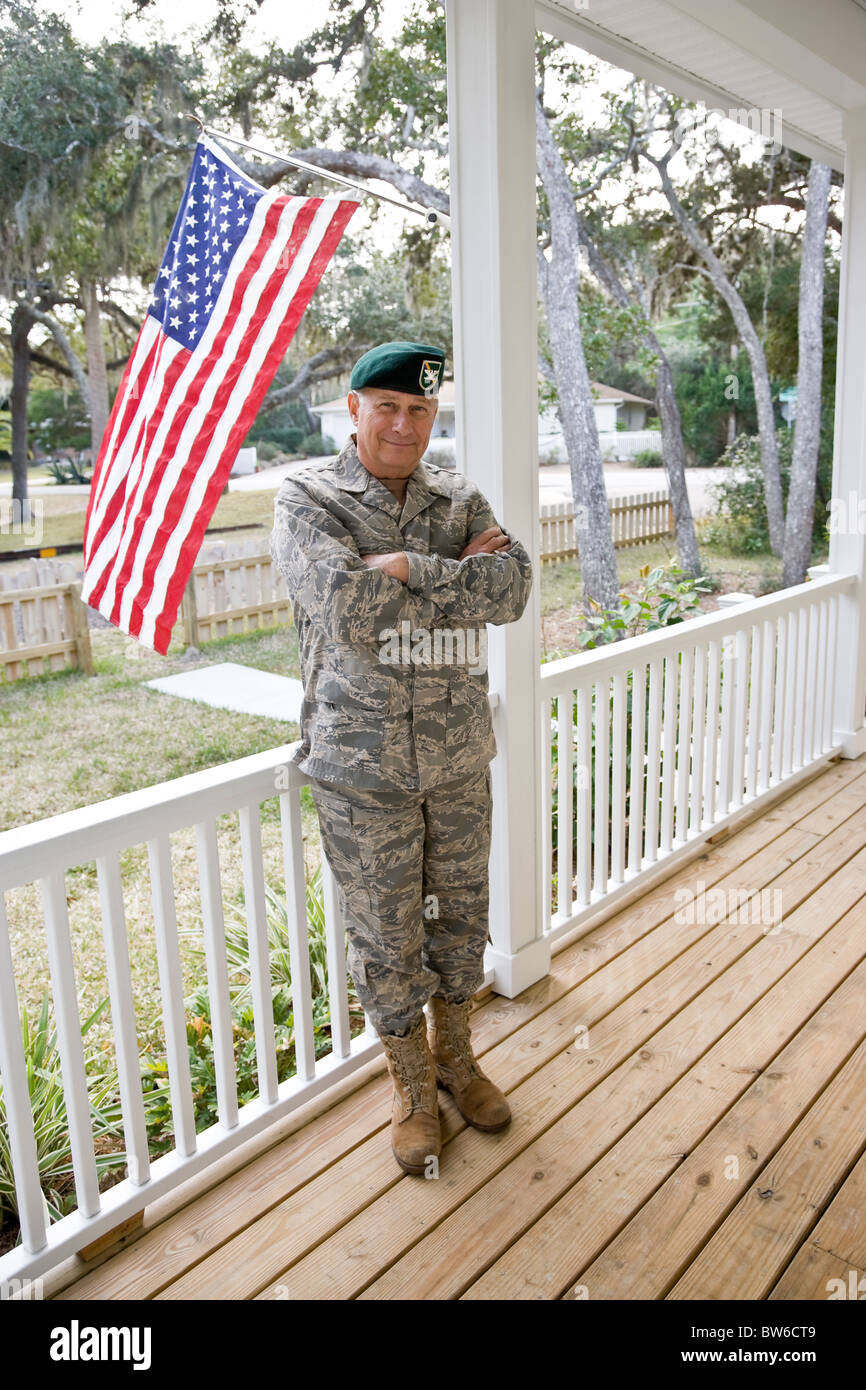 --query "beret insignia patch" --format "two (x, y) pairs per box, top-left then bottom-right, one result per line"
(420, 359), (442, 396)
